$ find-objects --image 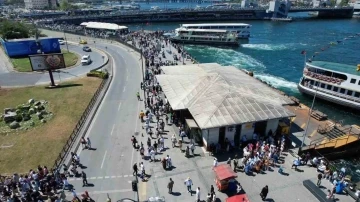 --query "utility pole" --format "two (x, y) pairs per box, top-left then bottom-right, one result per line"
(63, 31), (69, 52)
